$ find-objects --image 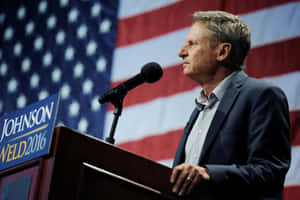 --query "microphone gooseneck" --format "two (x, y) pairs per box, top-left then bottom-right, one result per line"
(98, 62), (163, 144)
